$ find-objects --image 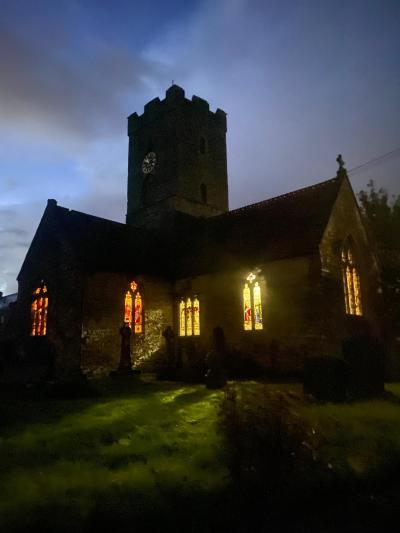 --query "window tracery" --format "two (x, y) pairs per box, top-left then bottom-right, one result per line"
(179, 296), (200, 336)
(124, 281), (143, 332)
(341, 242), (363, 316)
(243, 273), (263, 331)
(31, 283), (48, 336)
